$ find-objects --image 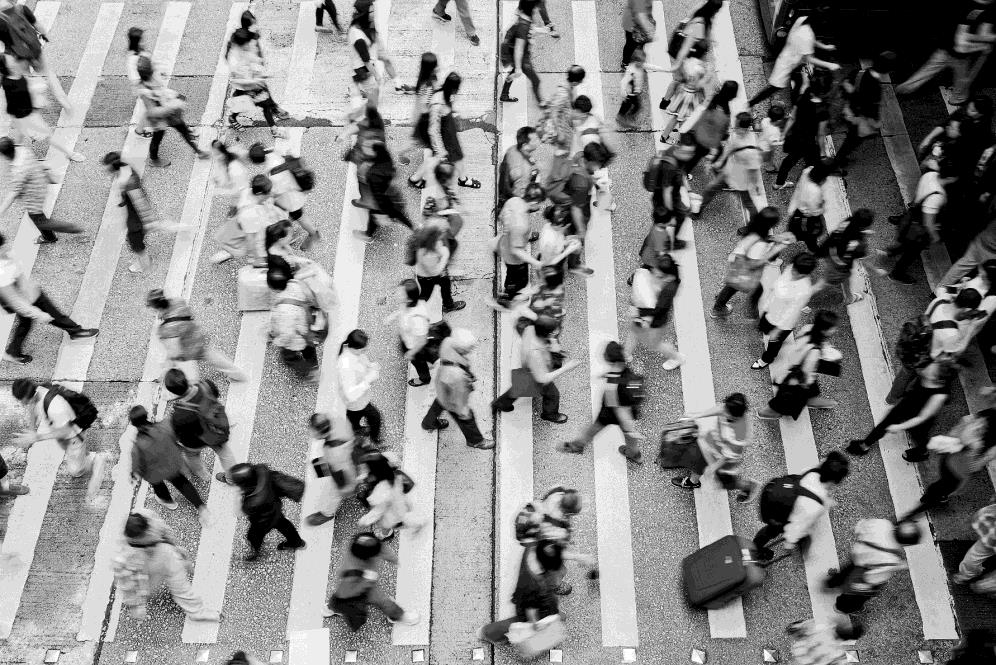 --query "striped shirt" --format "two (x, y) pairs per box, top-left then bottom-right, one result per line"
(972, 503), (996, 549)
(9, 152), (50, 214)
